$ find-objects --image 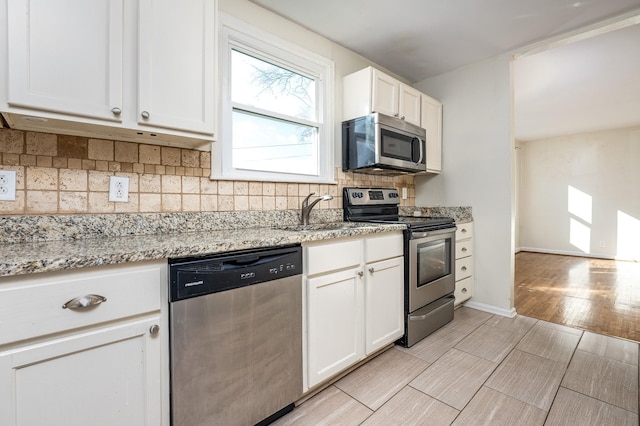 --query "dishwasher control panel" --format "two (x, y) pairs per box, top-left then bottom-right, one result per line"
(169, 245), (302, 301)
